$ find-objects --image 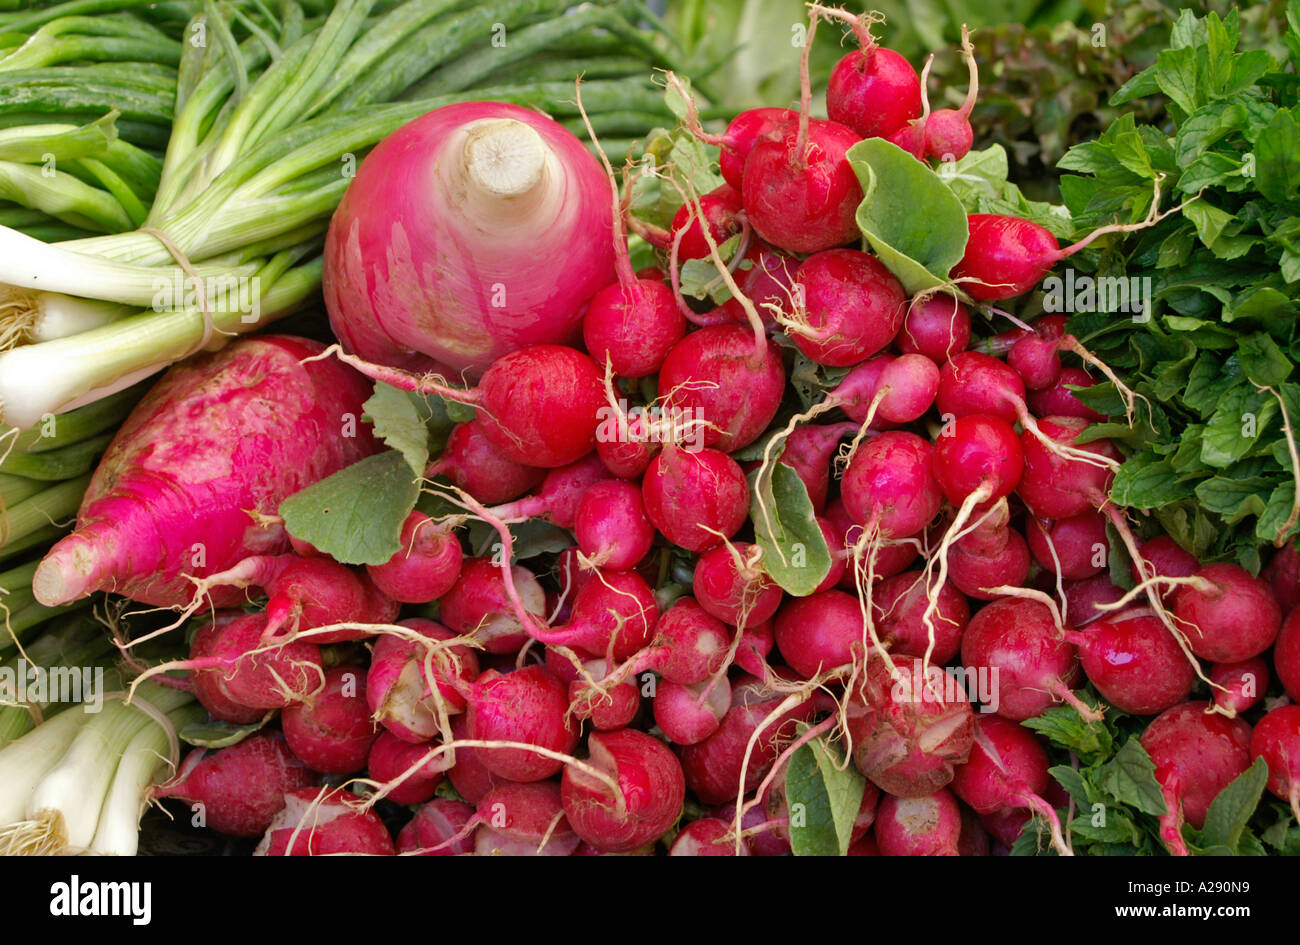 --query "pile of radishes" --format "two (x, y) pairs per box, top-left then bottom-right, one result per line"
(34, 5), (1300, 856)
